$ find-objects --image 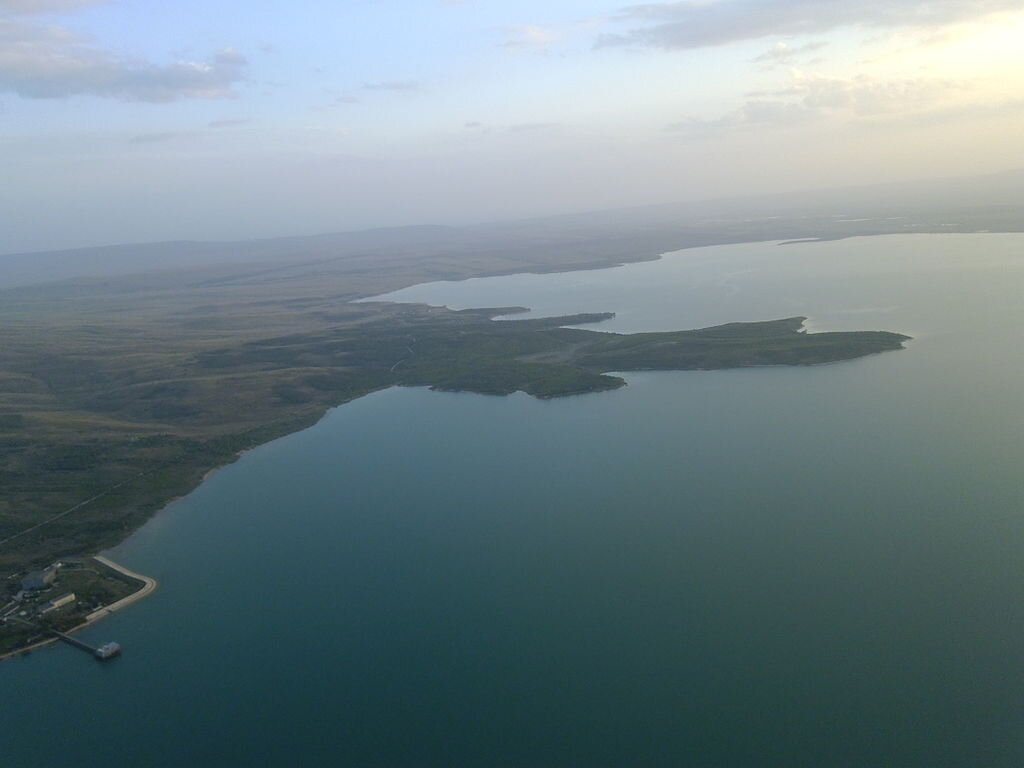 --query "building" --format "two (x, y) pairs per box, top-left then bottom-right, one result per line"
(20, 563), (60, 591)
(94, 642), (121, 660)
(39, 593), (76, 615)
